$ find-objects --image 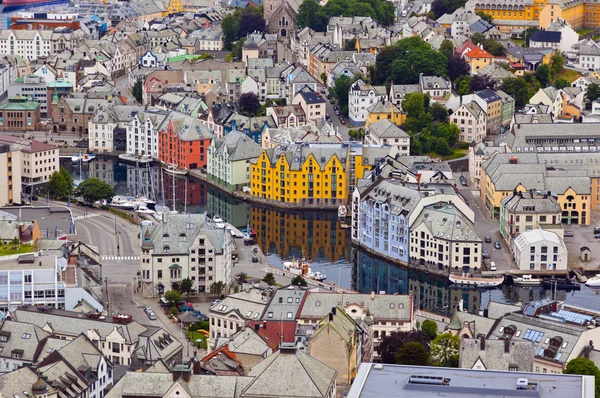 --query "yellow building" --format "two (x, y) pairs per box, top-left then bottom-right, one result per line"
(163, 0), (183, 16)
(365, 100), (406, 127)
(463, 46), (495, 74)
